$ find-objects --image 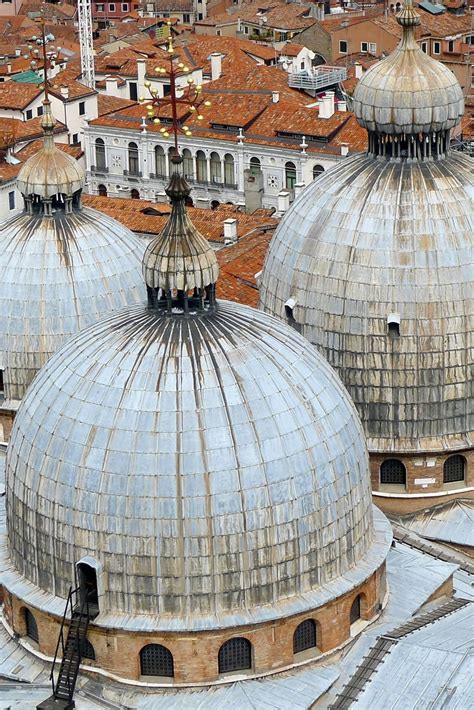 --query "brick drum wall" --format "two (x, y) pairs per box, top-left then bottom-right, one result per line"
(370, 449), (474, 515)
(4, 563), (385, 685)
